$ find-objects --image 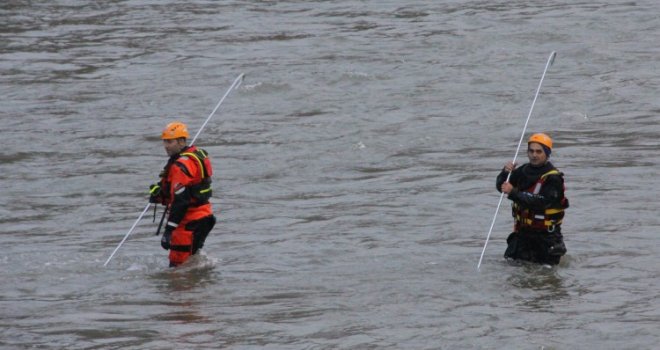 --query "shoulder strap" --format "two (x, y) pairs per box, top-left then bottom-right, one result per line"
(180, 150), (207, 179)
(539, 169), (561, 181)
